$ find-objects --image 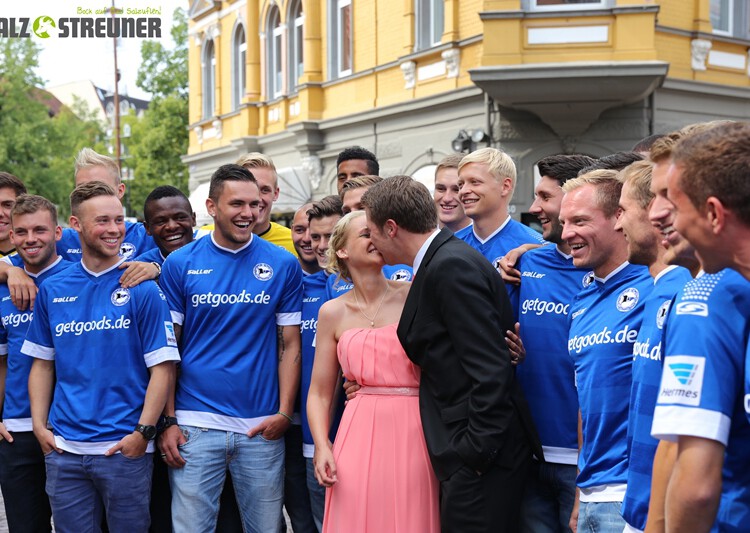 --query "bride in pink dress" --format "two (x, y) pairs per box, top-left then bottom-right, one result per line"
(307, 211), (439, 533)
